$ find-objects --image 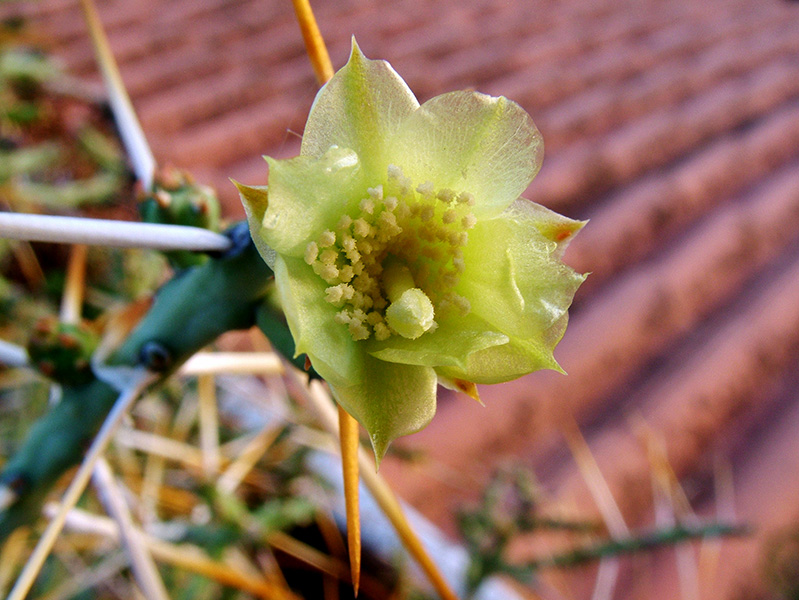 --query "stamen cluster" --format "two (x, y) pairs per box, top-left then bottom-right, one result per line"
(304, 164), (476, 341)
